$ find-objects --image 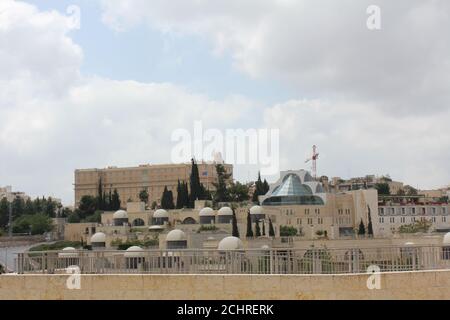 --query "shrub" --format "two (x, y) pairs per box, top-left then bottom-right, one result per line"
(280, 225), (298, 237)
(29, 241), (82, 252)
(12, 214), (53, 235)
